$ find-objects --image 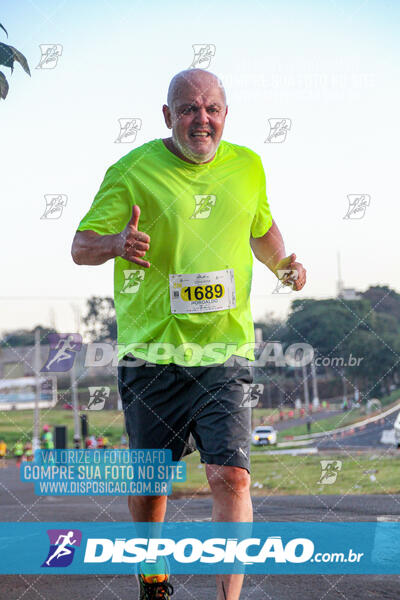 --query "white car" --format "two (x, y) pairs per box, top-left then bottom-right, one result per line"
(394, 411), (400, 448)
(251, 426), (277, 446)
